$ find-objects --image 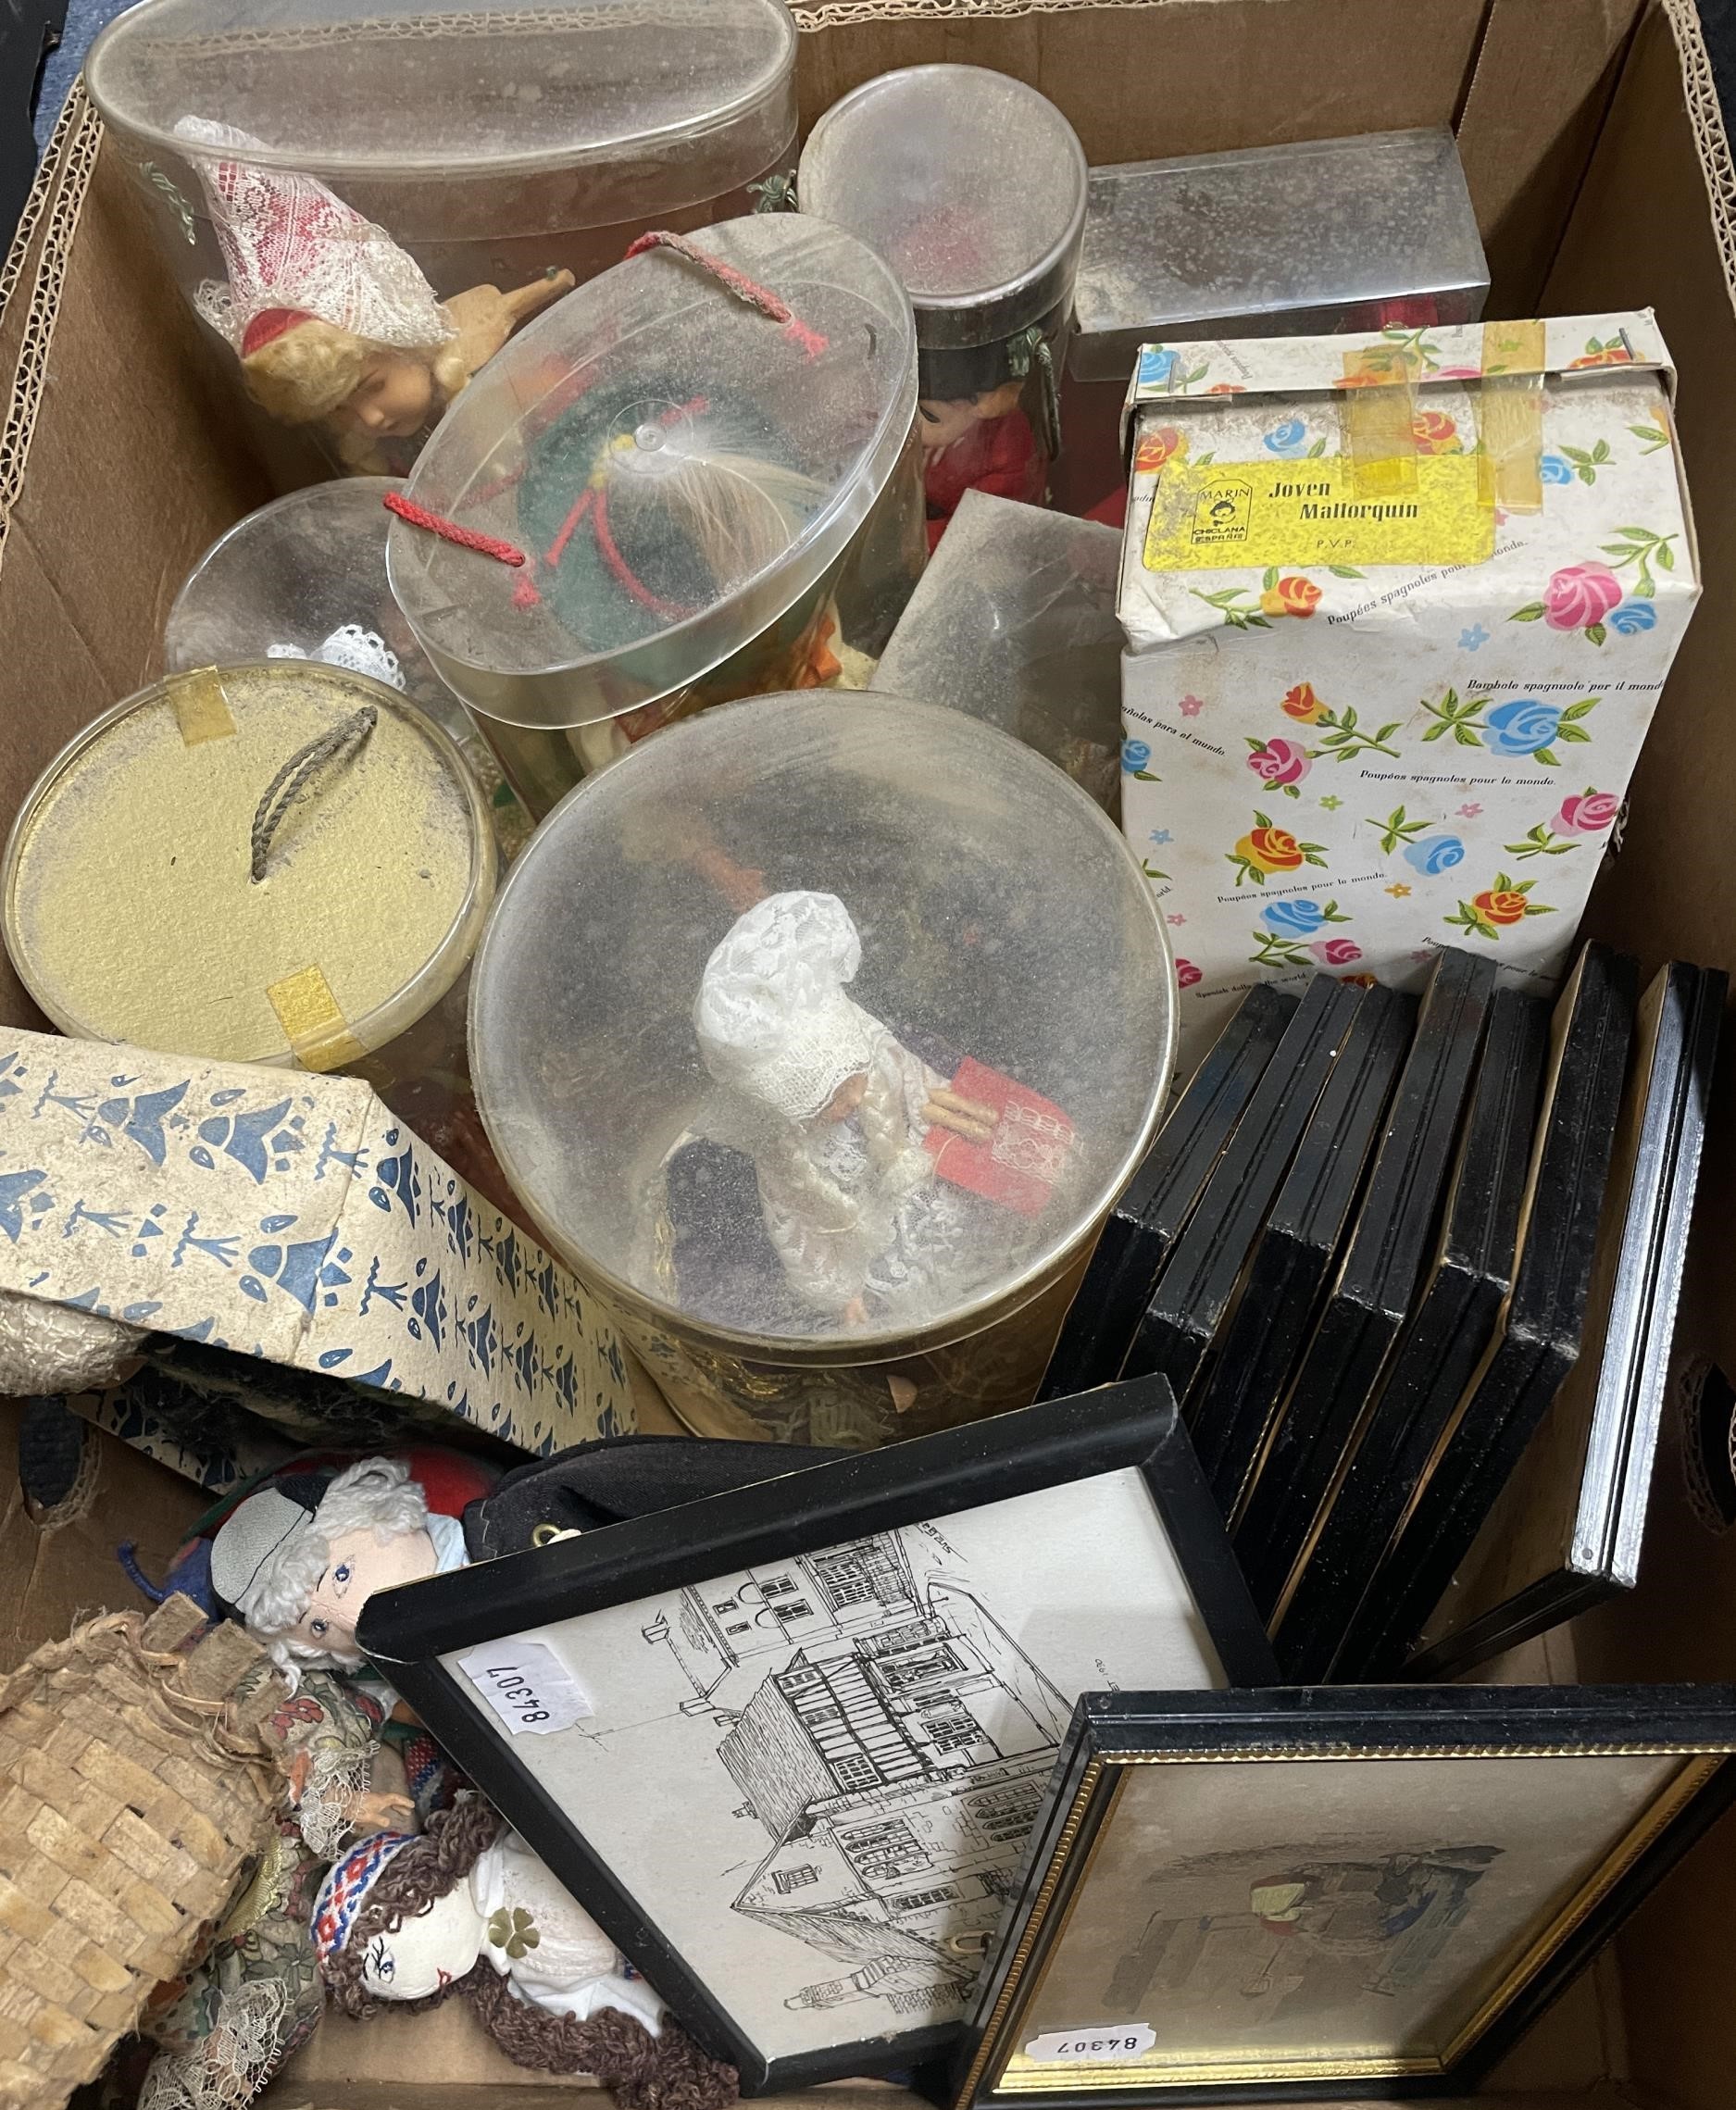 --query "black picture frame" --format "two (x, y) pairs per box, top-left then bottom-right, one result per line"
(1405, 962), (1725, 1679)
(954, 1684), (1736, 2108)
(358, 1380), (1277, 2096)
